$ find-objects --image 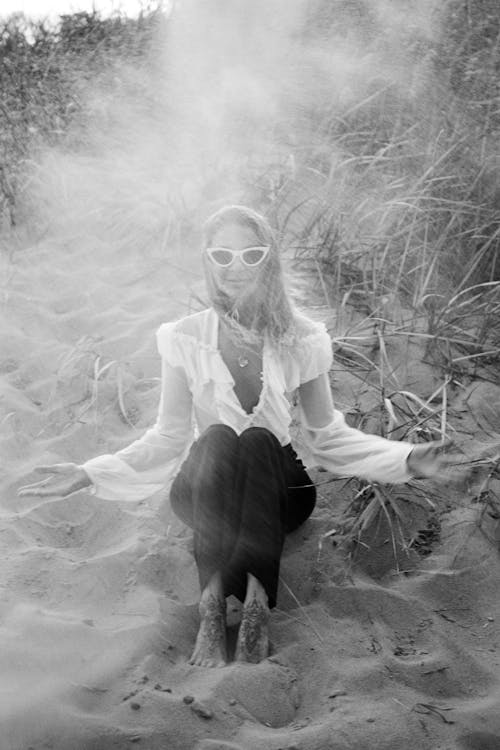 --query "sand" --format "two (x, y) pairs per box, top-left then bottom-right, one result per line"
(1, 233), (500, 750)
